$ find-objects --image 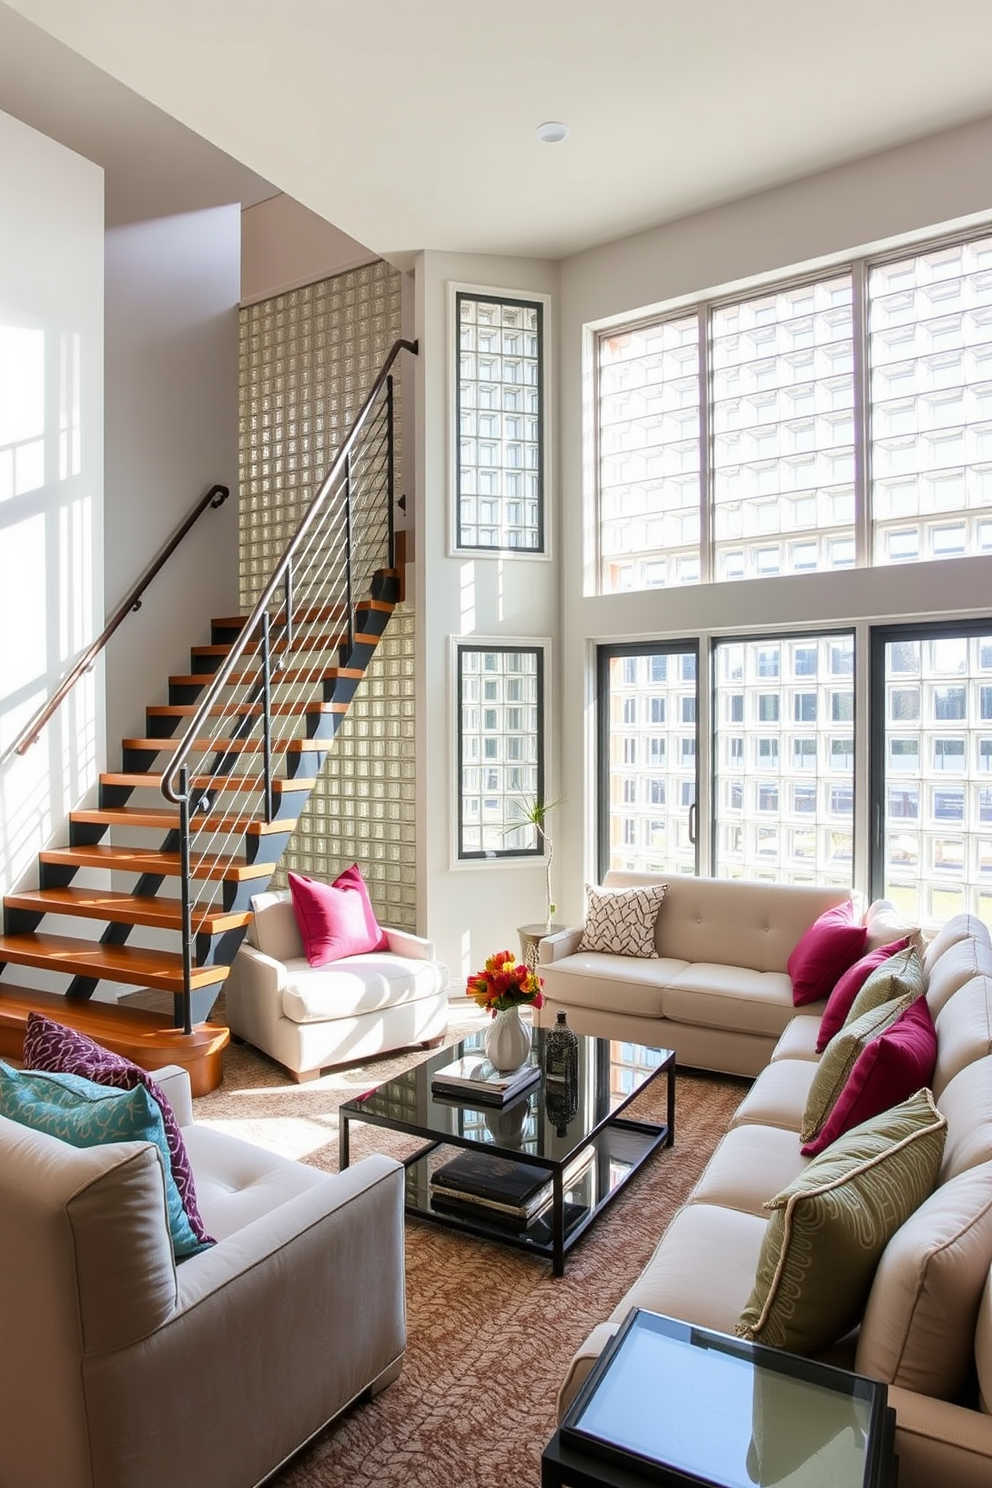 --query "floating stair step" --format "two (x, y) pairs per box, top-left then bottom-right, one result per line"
(169, 666), (354, 688)
(100, 772), (317, 794)
(191, 632), (346, 662)
(0, 934), (228, 992)
(41, 845), (271, 882)
(71, 806), (297, 837)
(147, 699), (347, 721)
(211, 601), (348, 630)
(0, 985), (228, 1097)
(5, 888), (250, 935)
(122, 736), (328, 755)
